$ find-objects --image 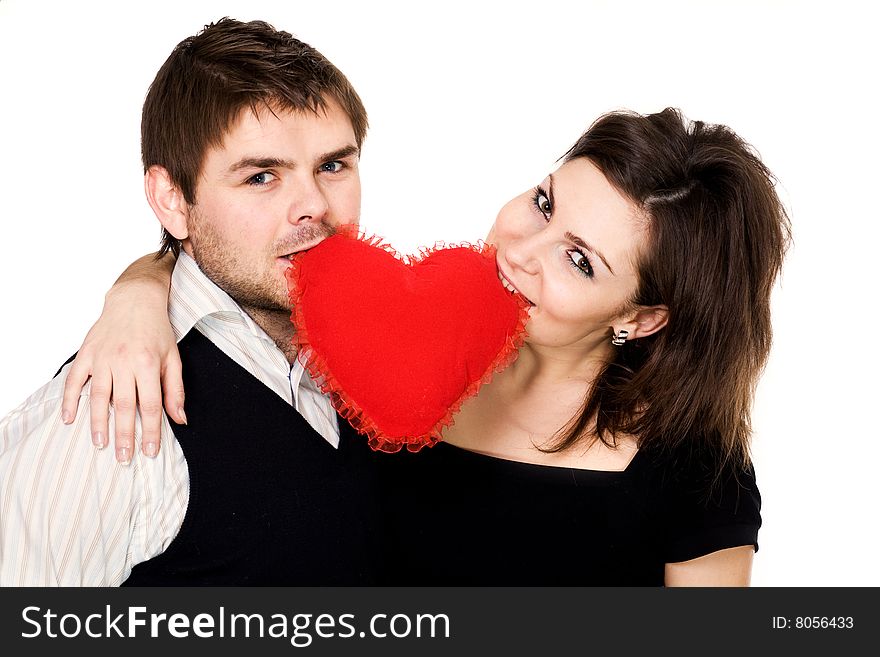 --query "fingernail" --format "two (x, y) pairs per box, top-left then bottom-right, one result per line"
(144, 442), (158, 458)
(92, 431), (104, 448)
(117, 446), (131, 465)
(61, 409), (72, 424)
(178, 407), (188, 425)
